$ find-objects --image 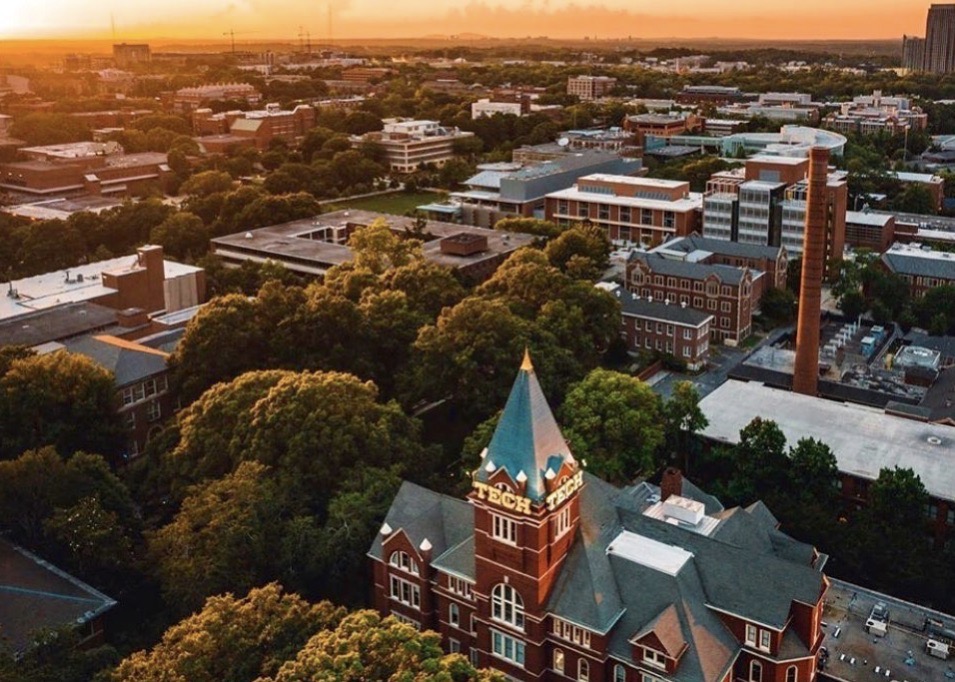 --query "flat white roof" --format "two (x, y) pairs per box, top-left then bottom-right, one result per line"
(606, 530), (693, 575)
(886, 243), (955, 262)
(1, 252), (202, 322)
(699, 380), (955, 503)
(547, 187), (703, 212)
(749, 154), (809, 166)
(846, 211), (893, 227)
(581, 174), (688, 189)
